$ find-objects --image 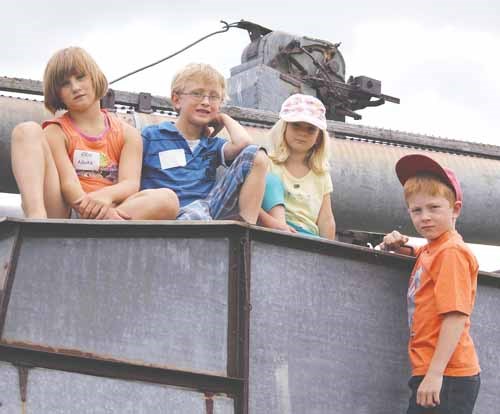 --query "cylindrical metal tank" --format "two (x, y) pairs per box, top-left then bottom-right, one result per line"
(1, 95), (499, 245)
